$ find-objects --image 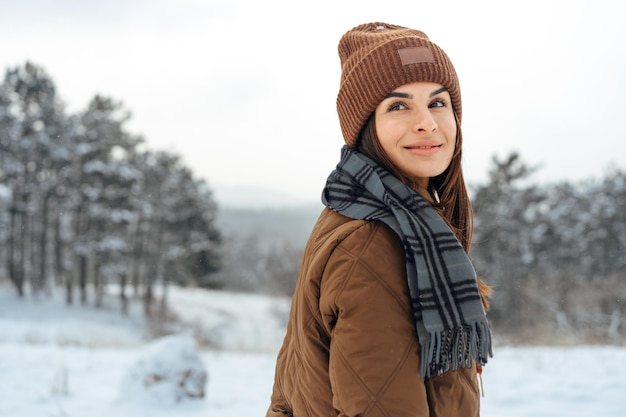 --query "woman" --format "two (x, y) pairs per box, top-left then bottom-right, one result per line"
(266, 22), (492, 417)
